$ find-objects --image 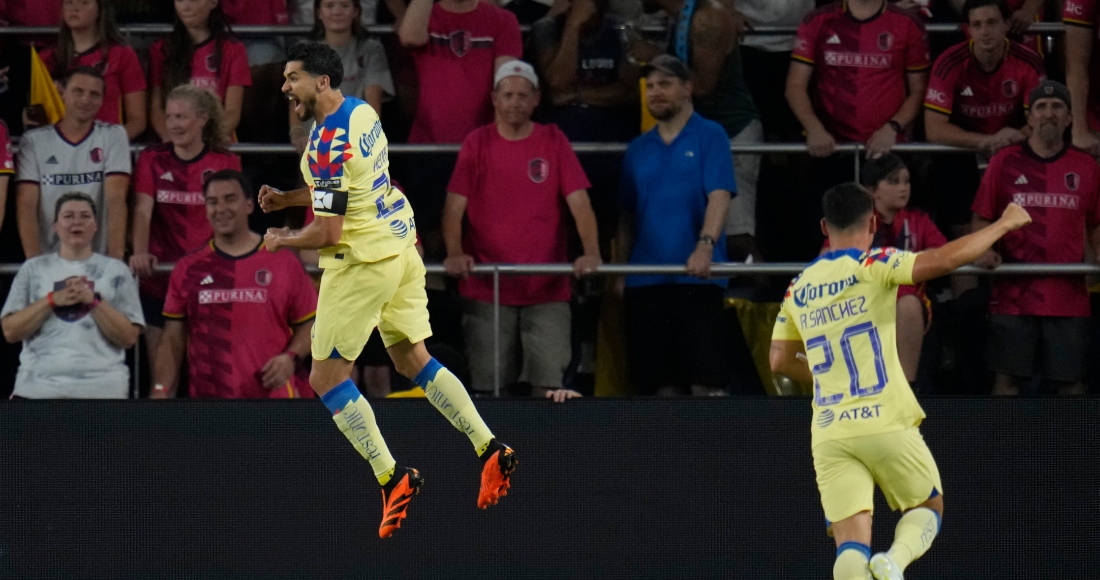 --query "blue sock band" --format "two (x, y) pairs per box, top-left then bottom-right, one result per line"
(321, 379), (360, 415)
(836, 542), (871, 560)
(412, 357), (444, 388)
